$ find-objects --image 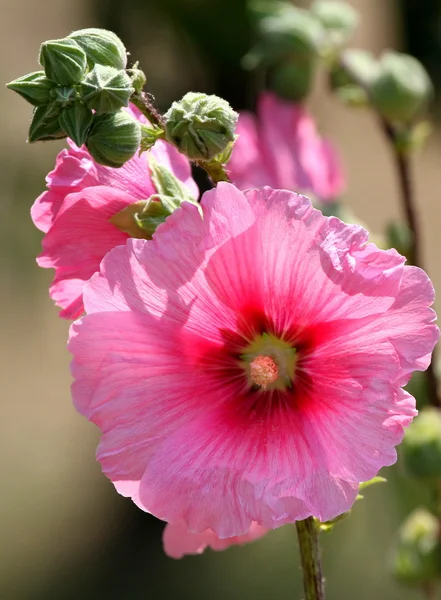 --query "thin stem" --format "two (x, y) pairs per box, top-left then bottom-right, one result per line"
(131, 92), (166, 128)
(295, 518), (325, 600)
(382, 123), (440, 409)
(131, 92), (231, 185)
